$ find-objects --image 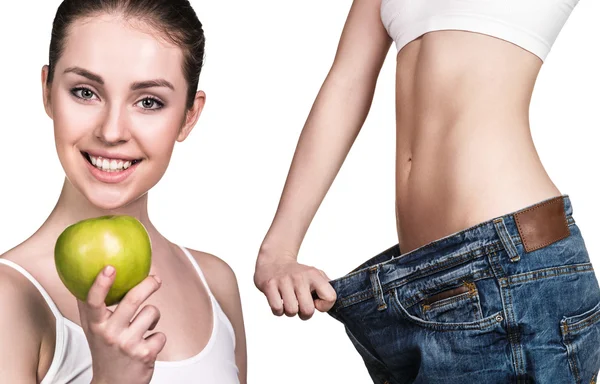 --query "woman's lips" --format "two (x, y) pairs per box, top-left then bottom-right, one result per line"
(81, 151), (142, 184)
